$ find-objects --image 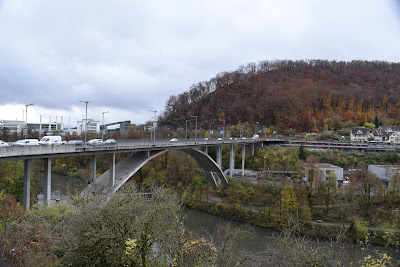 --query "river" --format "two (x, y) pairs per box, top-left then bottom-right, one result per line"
(35, 173), (399, 264)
